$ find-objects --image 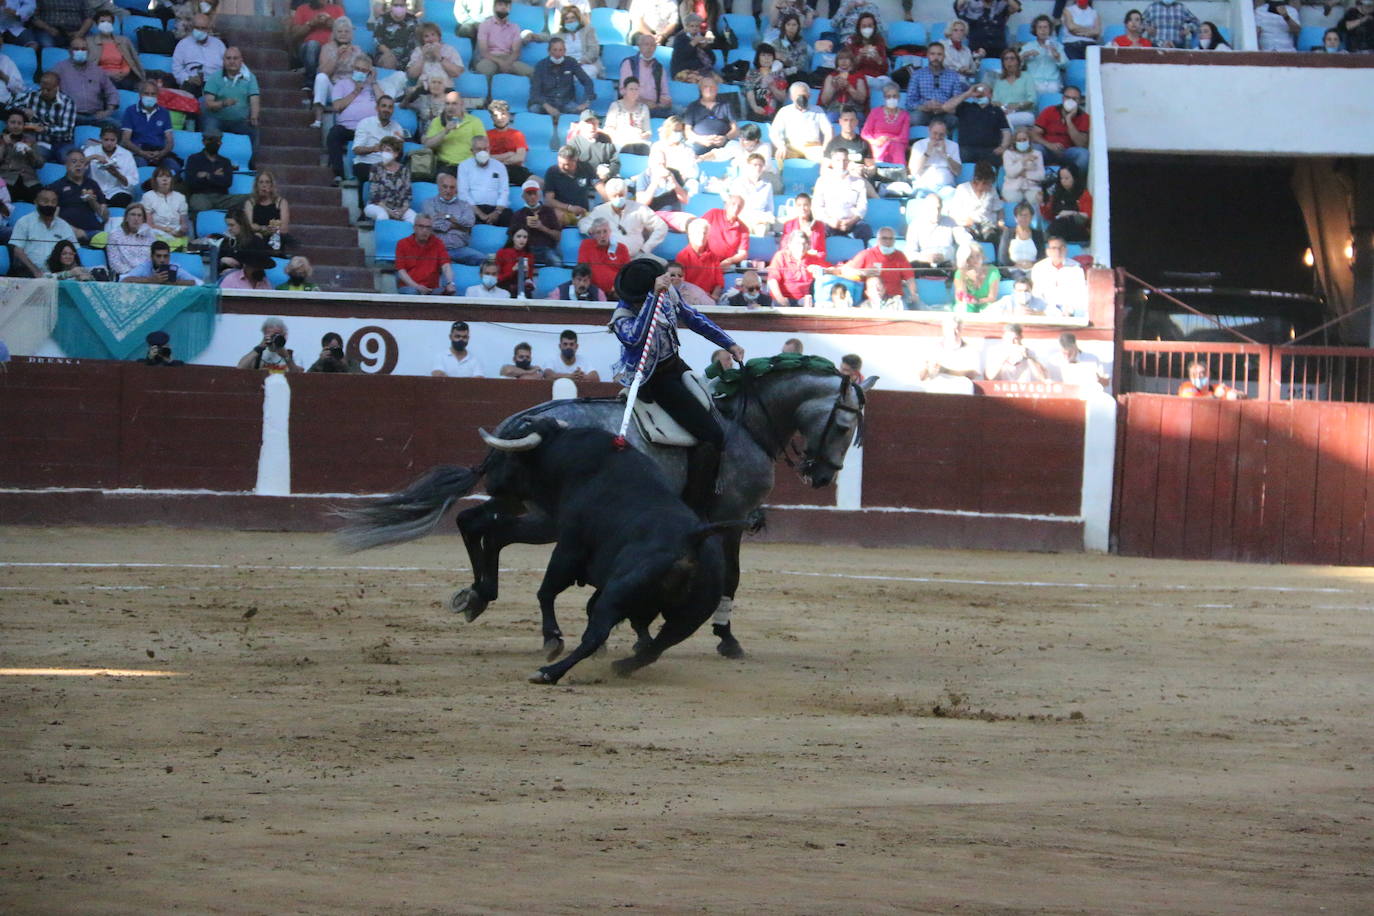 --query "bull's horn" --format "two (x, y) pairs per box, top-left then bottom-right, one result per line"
(478, 428), (543, 451)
